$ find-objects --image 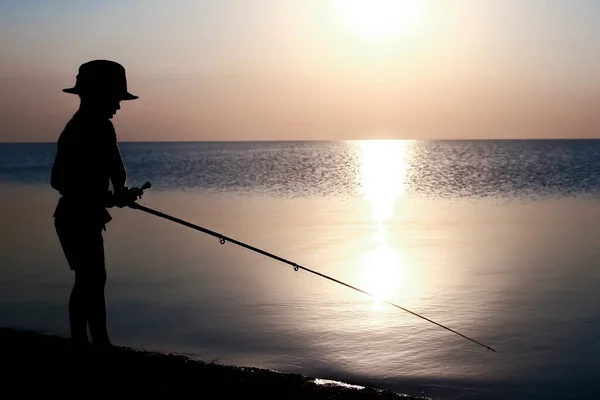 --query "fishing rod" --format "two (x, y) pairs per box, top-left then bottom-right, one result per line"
(126, 181), (496, 353)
